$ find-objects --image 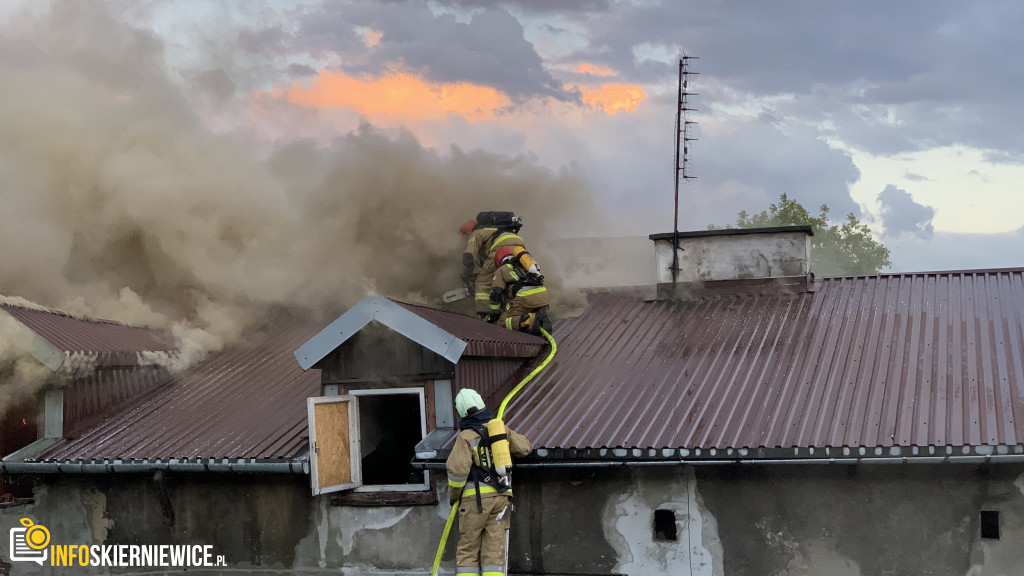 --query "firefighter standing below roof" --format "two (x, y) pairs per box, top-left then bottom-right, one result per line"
(447, 389), (531, 576)
(490, 246), (552, 334)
